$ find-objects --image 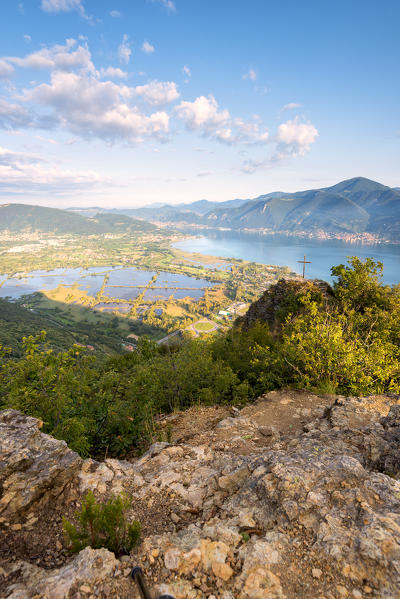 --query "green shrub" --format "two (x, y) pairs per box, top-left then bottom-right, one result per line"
(62, 490), (141, 556)
(2, 257), (400, 458)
